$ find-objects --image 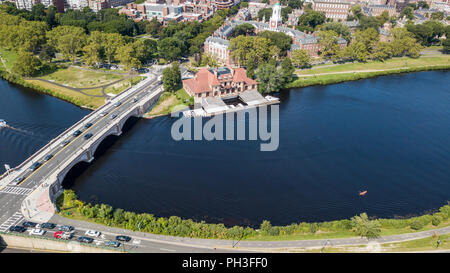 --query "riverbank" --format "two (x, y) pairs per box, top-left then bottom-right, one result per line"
(287, 55), (450, 89)
(56, 189), (450, 242)
(0, 48), (144, 110)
